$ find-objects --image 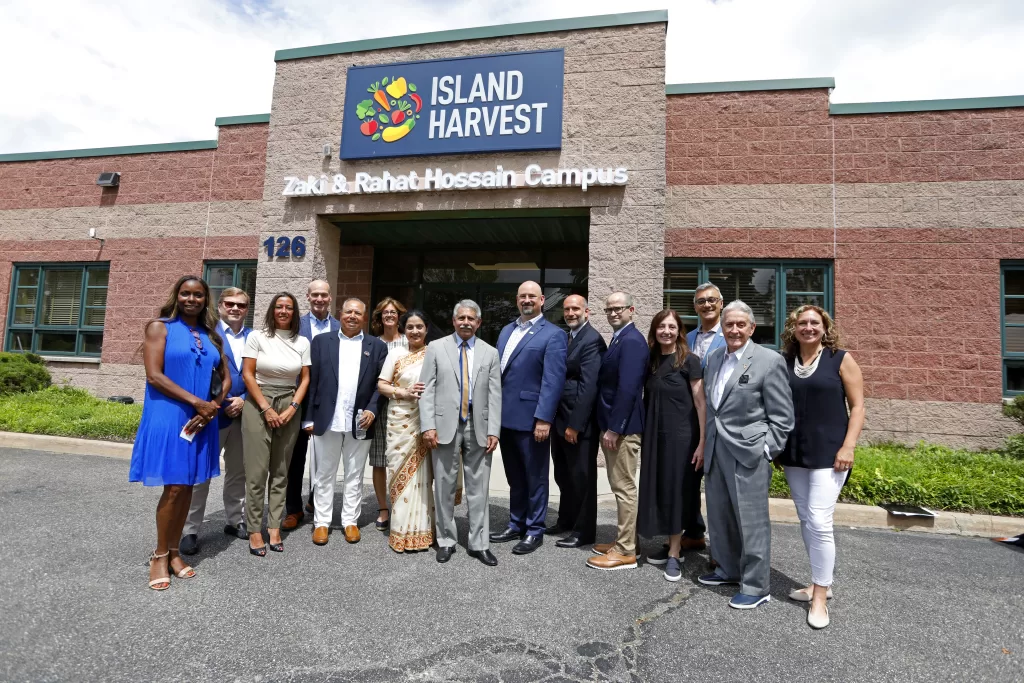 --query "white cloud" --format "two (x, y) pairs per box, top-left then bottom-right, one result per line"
(1, 0), (1023, 153)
